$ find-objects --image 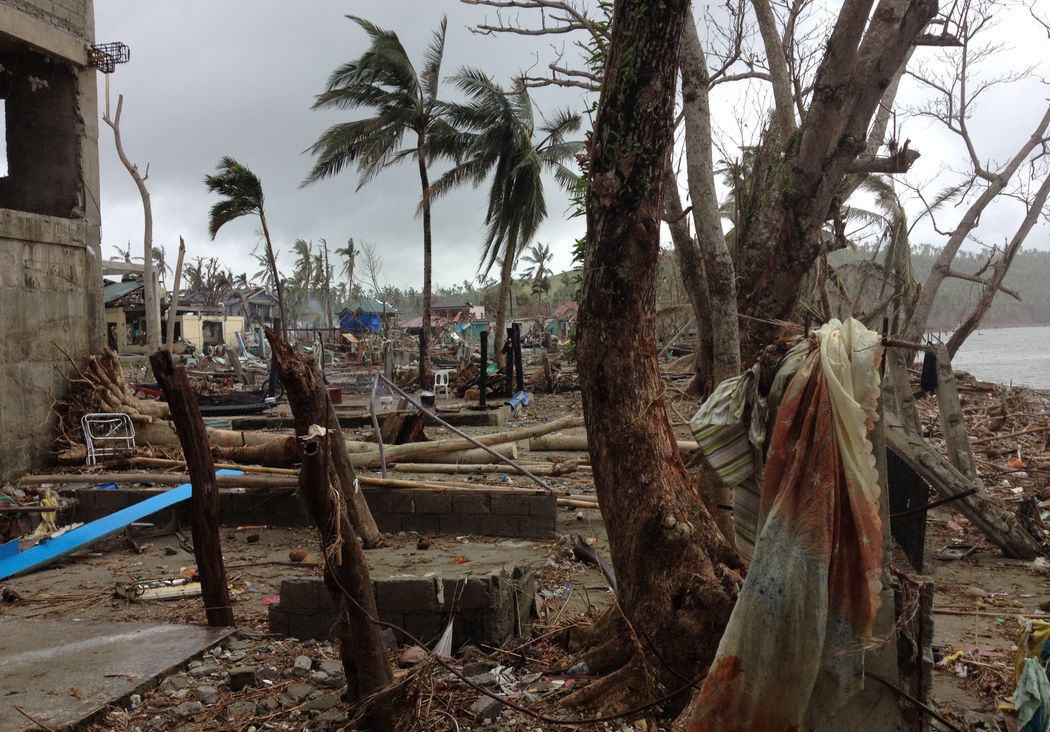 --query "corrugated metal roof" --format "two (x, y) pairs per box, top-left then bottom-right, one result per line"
(103, 278), (143, 305)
